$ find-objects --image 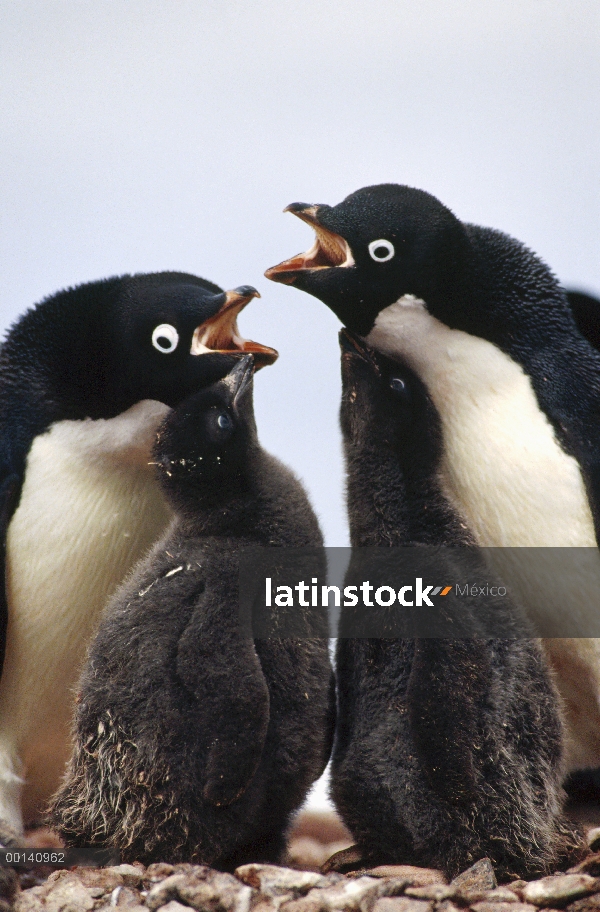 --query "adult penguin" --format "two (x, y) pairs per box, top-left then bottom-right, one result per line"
(0, 271), (277, 838)
(265, 184), (600, 778)
(50, 356), (334, 868)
